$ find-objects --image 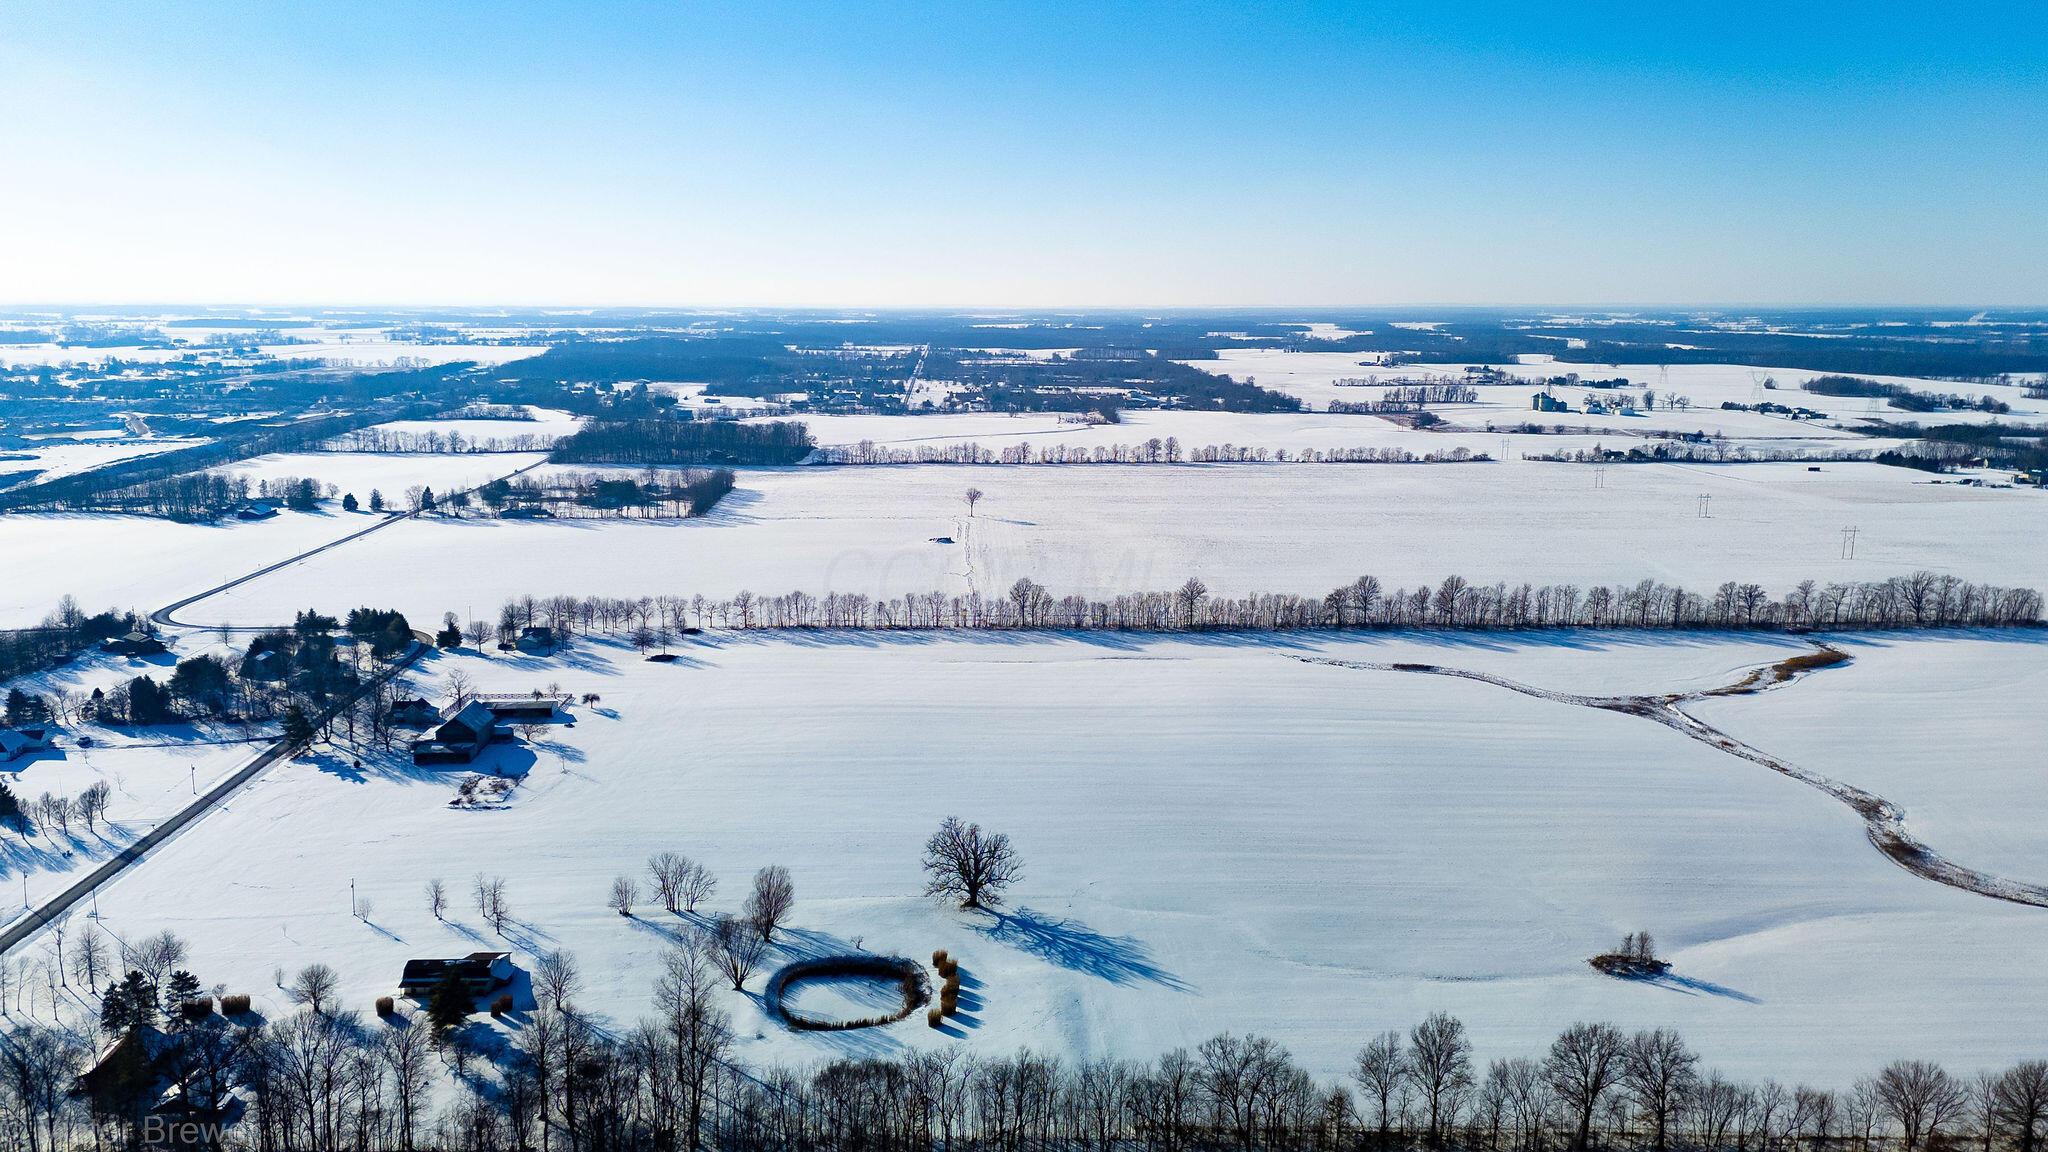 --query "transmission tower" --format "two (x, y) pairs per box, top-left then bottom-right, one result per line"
(1697, 494), (1712, 518)
(1593, 464), (1607, 489)
(1840, 525), (1859, 559)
